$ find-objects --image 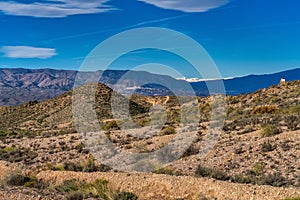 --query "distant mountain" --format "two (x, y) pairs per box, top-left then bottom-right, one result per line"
(0, 68), (188, 106)
(0, 67), (299, 106)
(205, 68), (300, 95)
(0, 68), (77, 106)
